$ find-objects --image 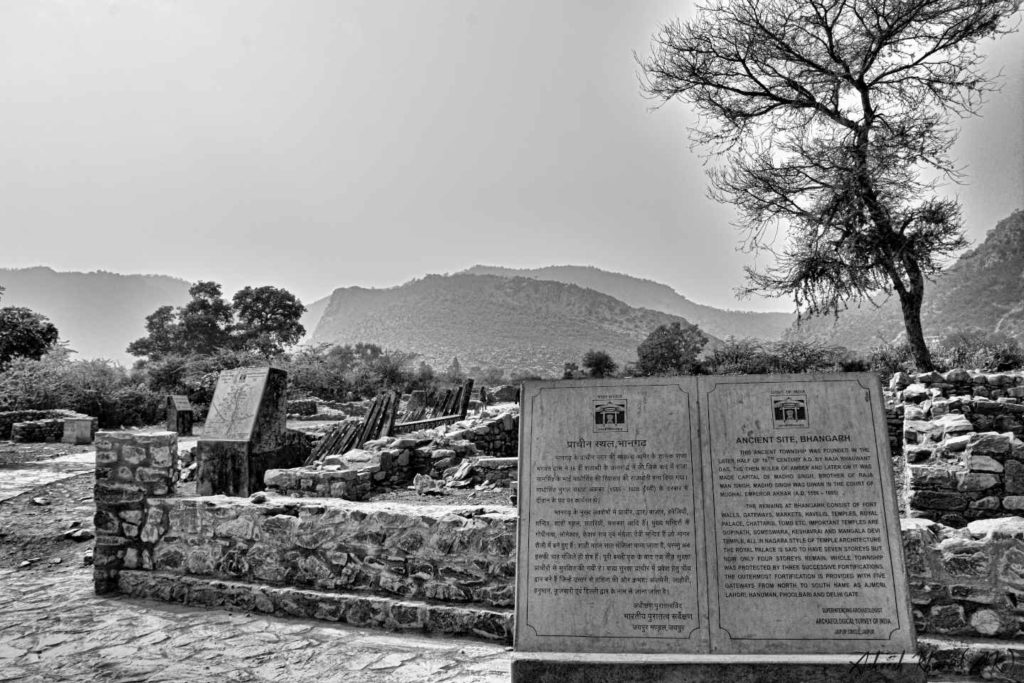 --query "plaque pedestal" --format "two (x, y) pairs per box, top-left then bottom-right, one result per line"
(511, 653), (927, 683)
